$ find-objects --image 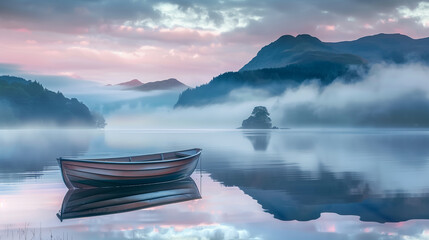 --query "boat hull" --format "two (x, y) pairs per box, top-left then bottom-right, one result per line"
(58, 149), (201, 189)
